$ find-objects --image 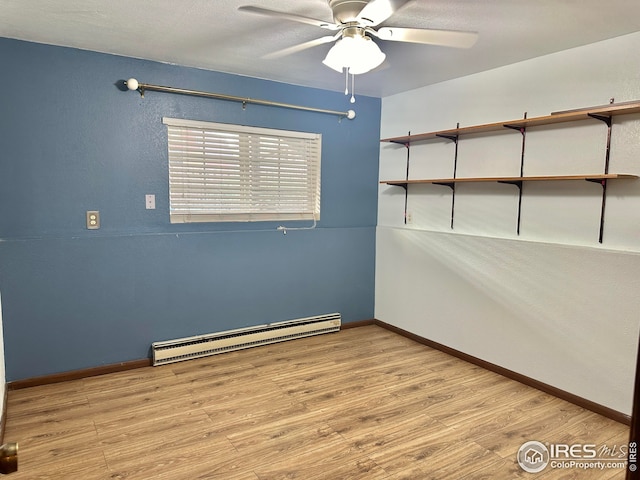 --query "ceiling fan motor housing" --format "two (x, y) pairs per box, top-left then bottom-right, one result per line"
(328, 0), (370, 24)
